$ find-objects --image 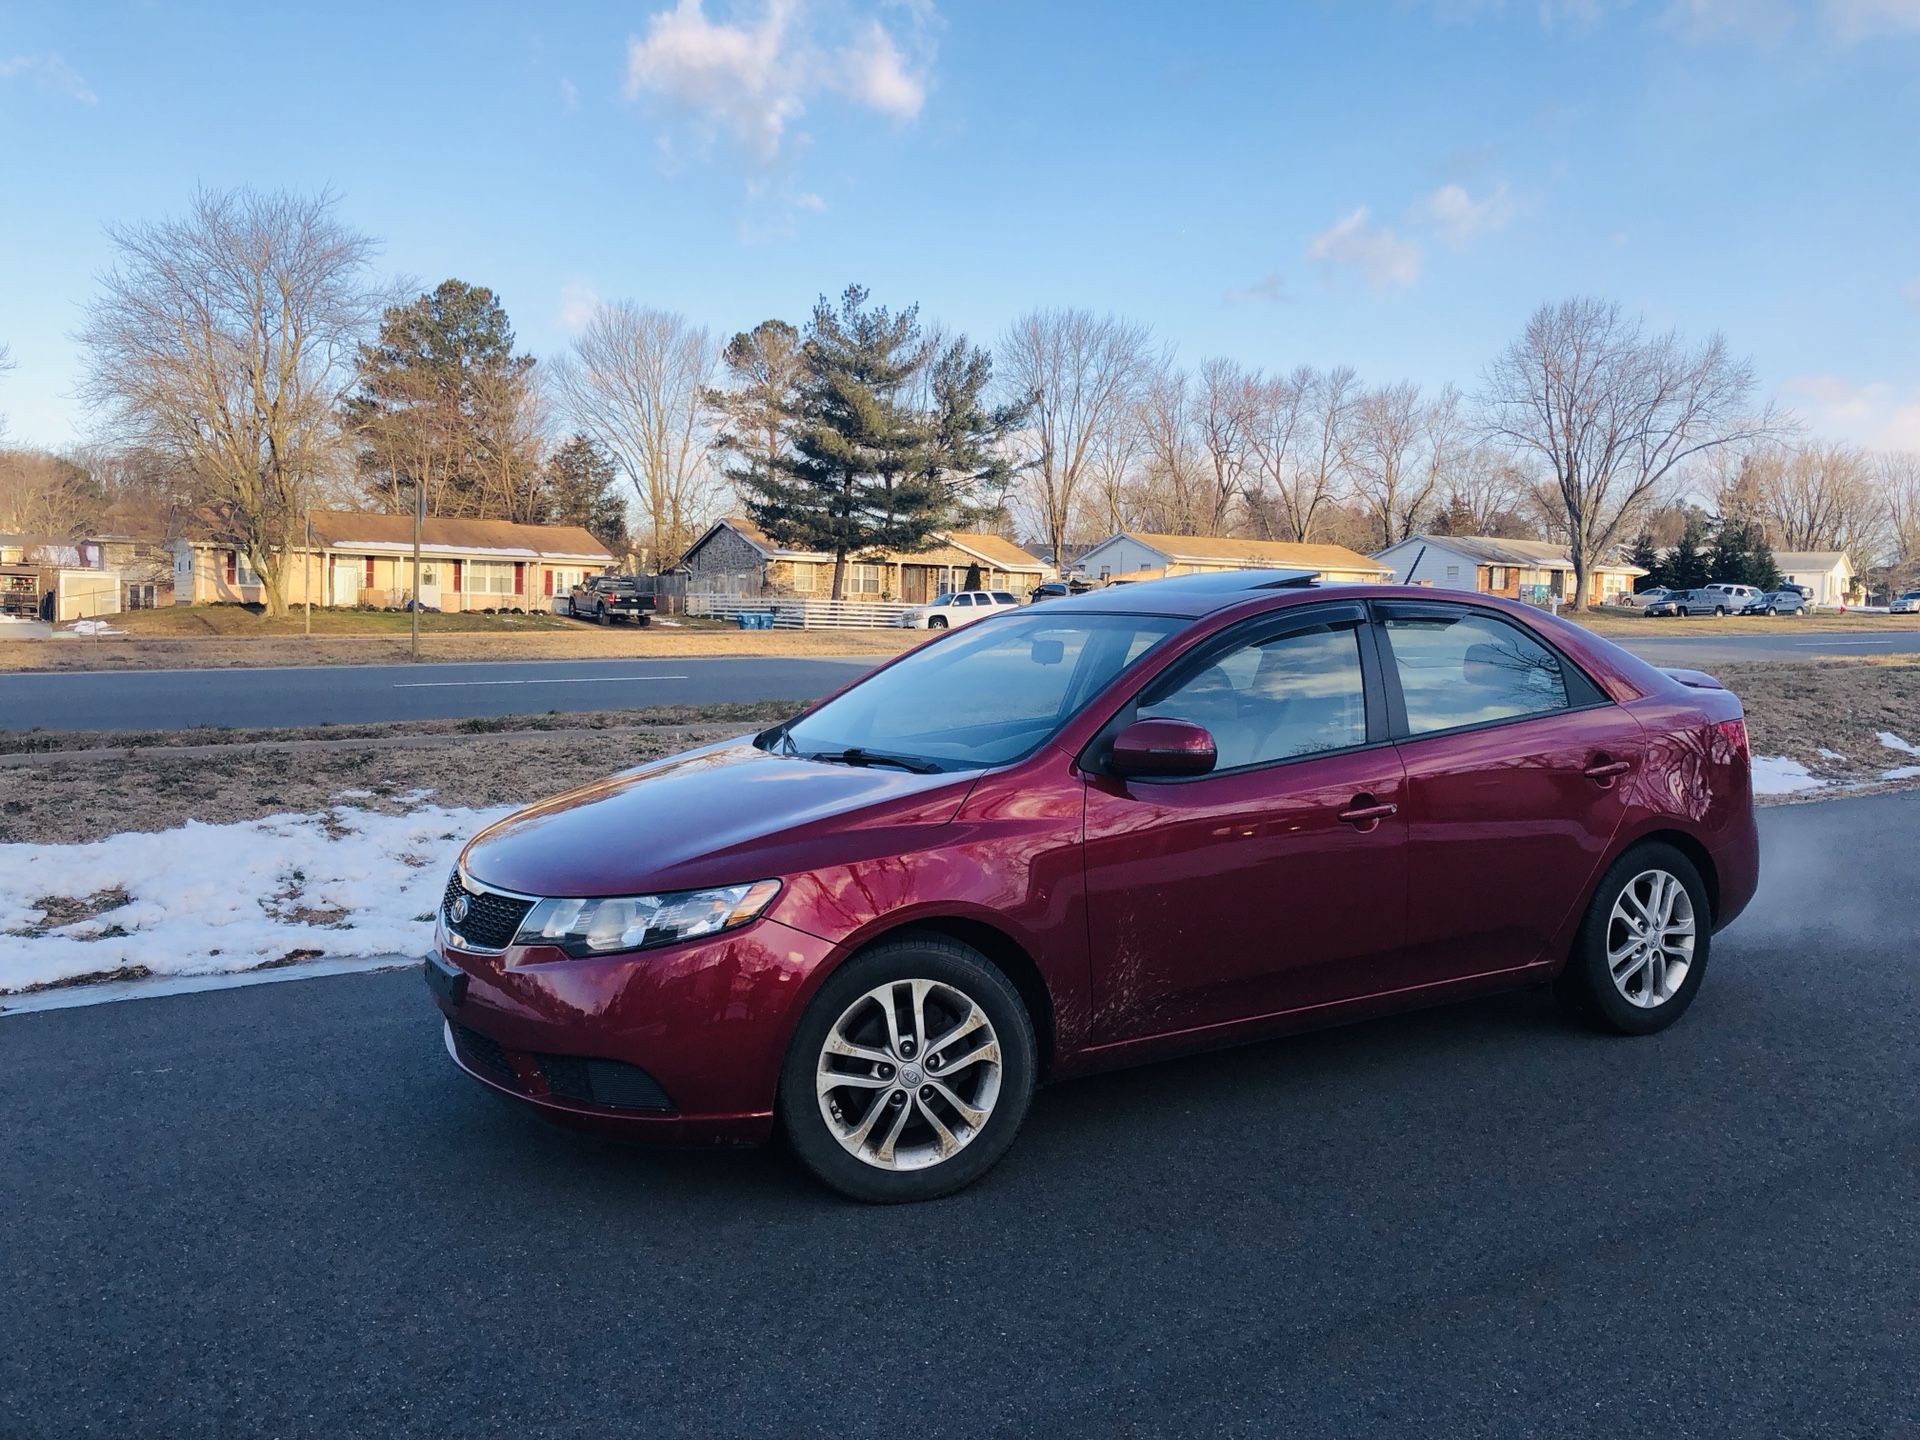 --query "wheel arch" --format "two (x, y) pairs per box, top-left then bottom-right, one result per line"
(1604, 826), (1722, 926)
